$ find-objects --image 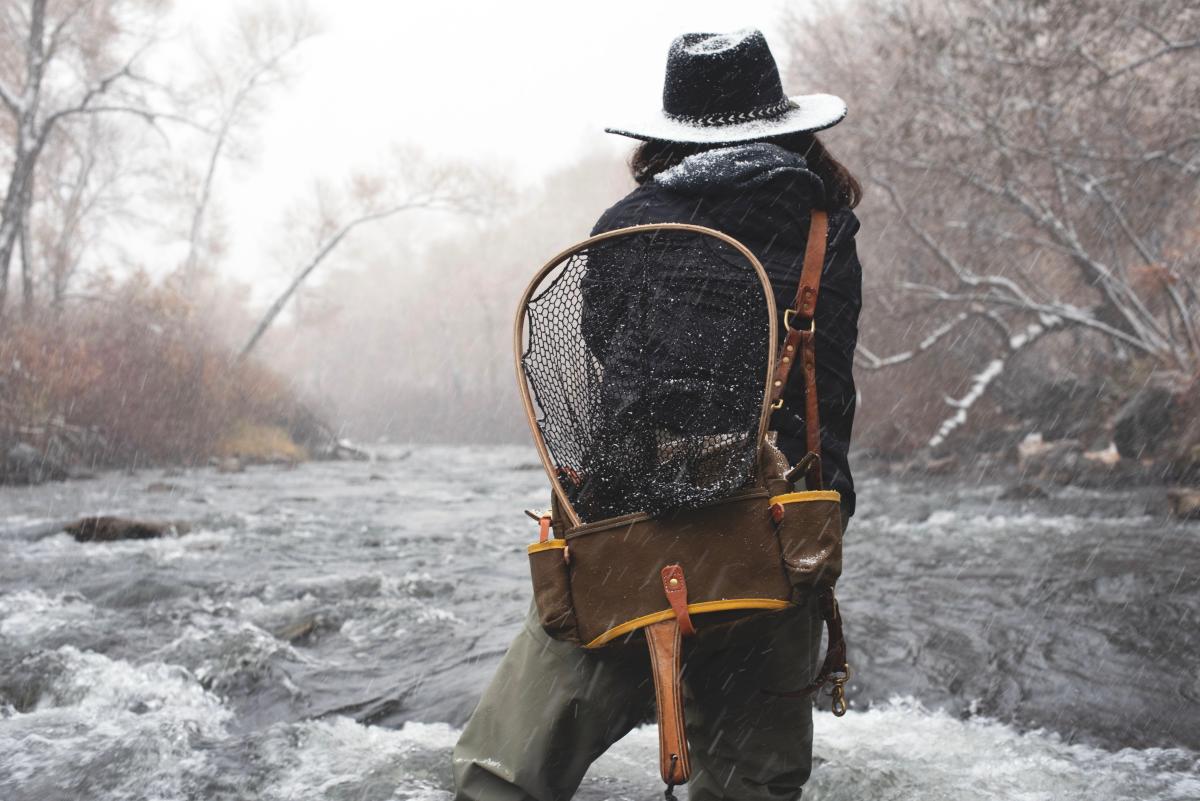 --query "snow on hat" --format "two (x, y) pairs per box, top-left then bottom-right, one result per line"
(605, 29), (846, 144)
